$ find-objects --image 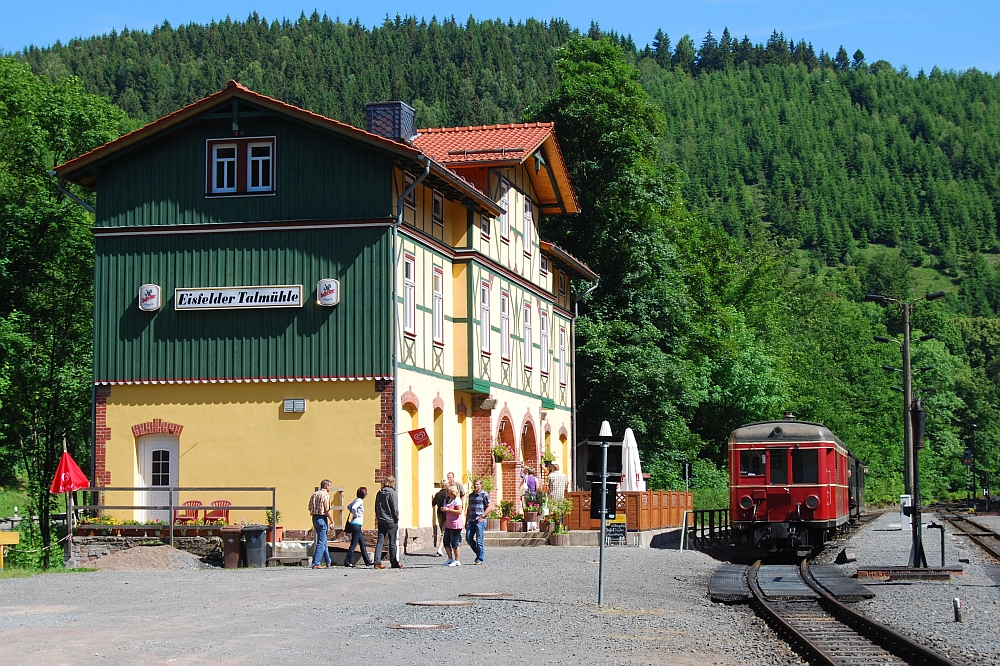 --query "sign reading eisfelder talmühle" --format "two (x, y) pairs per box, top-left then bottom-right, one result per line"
(174, 285), (304, 310)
